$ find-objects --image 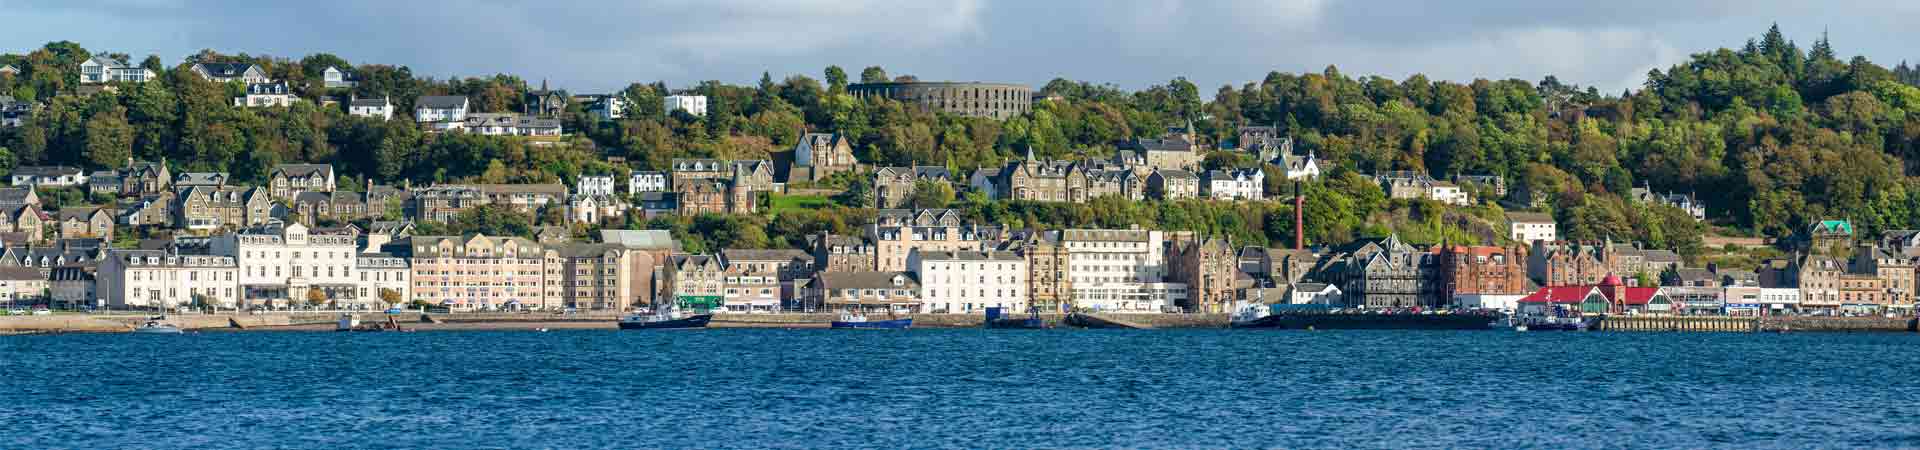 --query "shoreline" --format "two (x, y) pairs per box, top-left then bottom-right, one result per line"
(3, 313), (1914, 334)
